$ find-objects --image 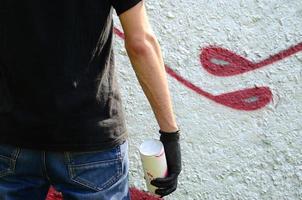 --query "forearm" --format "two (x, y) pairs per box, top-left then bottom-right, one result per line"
(125, 34), (178, 132)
